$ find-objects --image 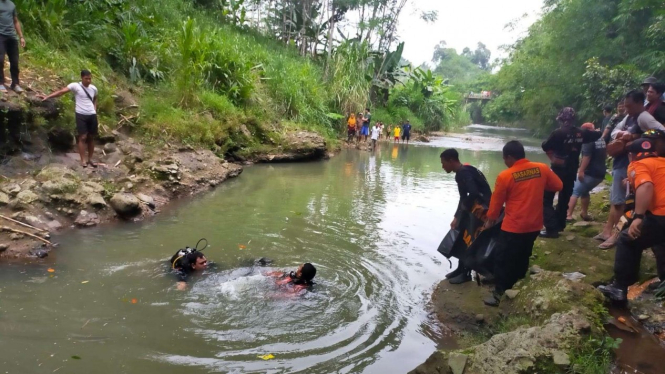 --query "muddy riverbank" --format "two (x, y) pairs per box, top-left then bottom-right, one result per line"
(0, 127), (329, 260)
(411, 188), (665, 374)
